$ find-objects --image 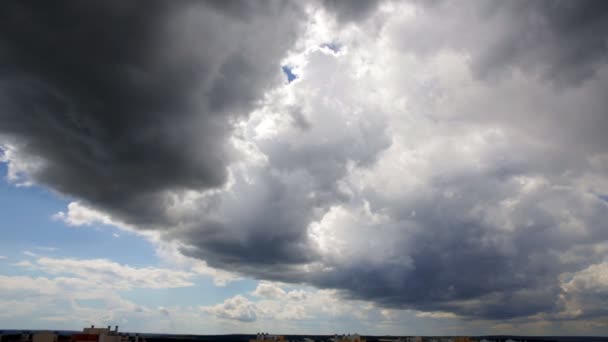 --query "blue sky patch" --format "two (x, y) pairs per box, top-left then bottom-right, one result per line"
(321, 42), (341, 53)
(0, 163), (159, 266)
(282, 65), (297, 83)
